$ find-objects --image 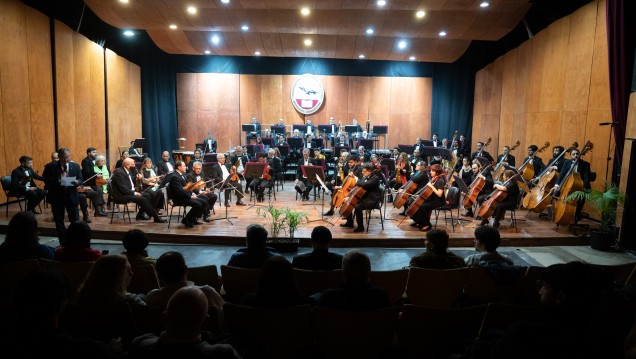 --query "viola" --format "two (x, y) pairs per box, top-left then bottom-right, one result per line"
(477, 174), (520, 220)
(405, 176), (444, 218)
(262, 164), (272, 181)
(553, 141), (593, 226)
(95, 177), (108, 187)
(184, 179), (214, 191)
(462, 162), (494, 210)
